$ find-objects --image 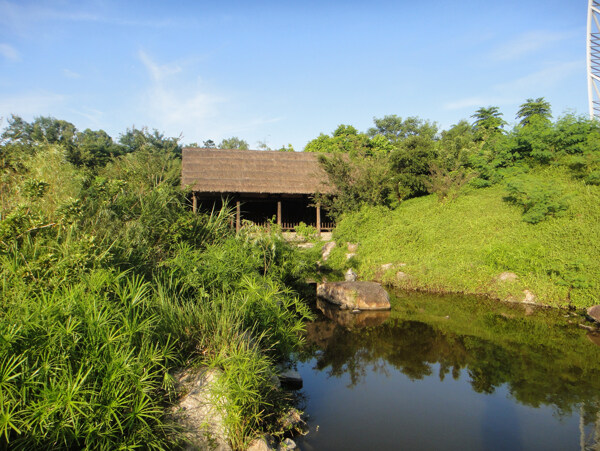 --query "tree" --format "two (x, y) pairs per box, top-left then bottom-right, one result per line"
(203, 139), (216, 148)
(218, 137), (249, 150)
(368, 115), (438, 143)
(74, 129), (120, 168)
(1, 114), (34, 145)
(471, 106), (506, 140)
(390, 135), (438, 200)
(276, 144), (295, 152)
(438, 120), (476, 169)
(304, 124), (372, 155)
(118, 127), (181, 158)
(516, 98), (552, 127)
(314, 152), (396, 219)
